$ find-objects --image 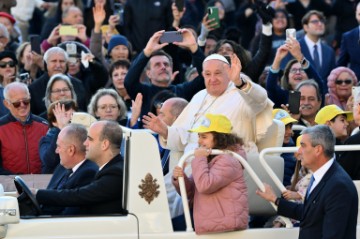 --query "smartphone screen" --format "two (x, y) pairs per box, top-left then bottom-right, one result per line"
(207, 7), (220, 29)
(159, 31), (183, 44)
(30, 35), (41, 54)
(59, 26), (78, 36)
(286, 28), (296, 41)
(288, 91), (301, 114)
